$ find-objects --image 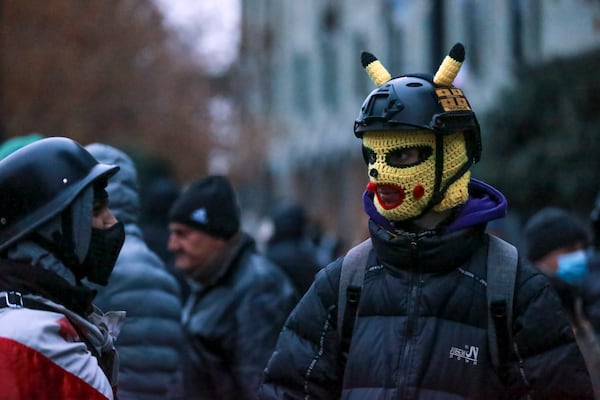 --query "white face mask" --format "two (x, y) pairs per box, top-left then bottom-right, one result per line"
(556, 249), (588, 285)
